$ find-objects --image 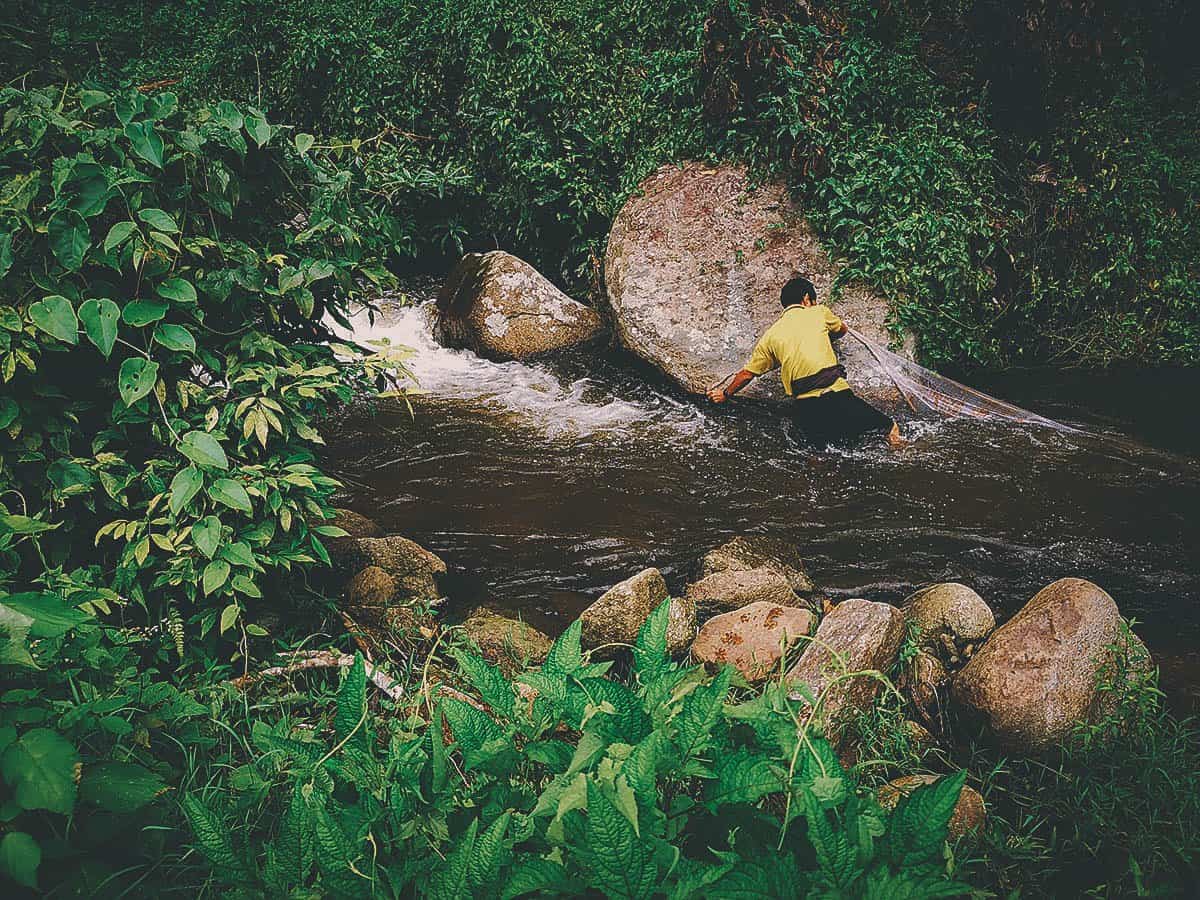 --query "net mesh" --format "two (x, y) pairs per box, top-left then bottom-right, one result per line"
(847, 329), (1079, 433)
